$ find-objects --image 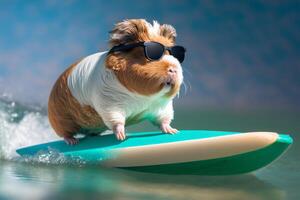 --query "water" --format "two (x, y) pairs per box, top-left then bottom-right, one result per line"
(0, 98), (299, 200)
